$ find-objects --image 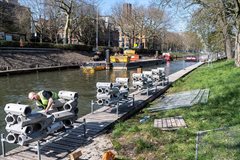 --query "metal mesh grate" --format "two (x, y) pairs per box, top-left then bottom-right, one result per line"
(195, 127), (240, 160)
